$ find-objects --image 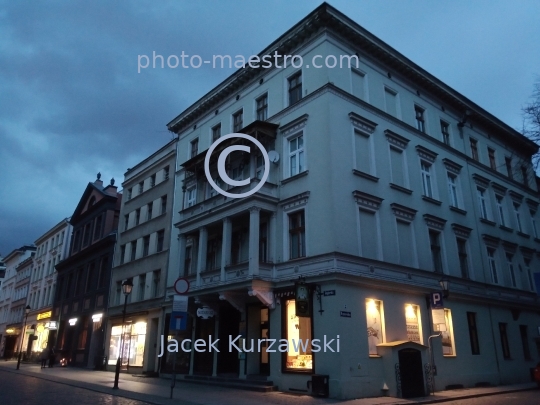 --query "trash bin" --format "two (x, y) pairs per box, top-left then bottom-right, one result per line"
(94, 356), (107, 371)
(310, 374), (329, 397)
